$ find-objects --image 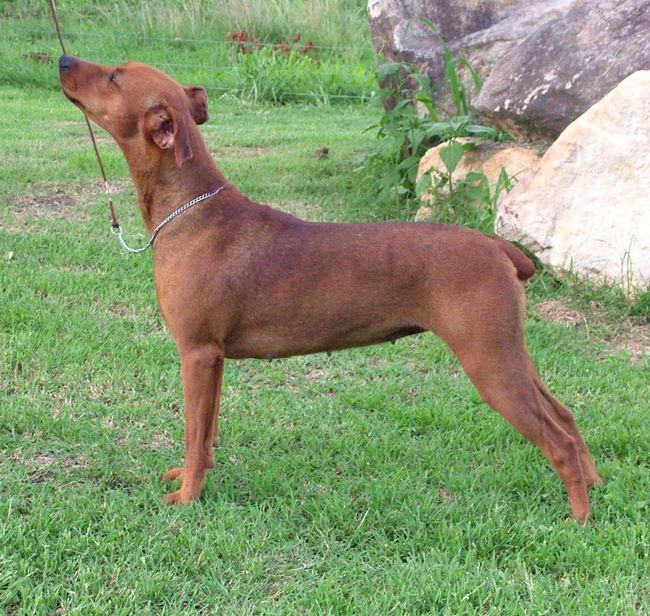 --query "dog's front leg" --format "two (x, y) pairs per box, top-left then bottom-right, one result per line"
(162, 344), (224, 505)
